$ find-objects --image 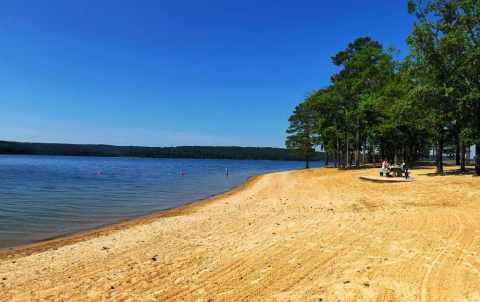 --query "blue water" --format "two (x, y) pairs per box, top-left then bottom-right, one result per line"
(0, 155), (325, 249)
